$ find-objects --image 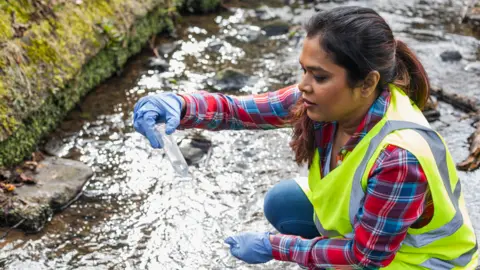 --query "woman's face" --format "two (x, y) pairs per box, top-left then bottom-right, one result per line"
(298, 36), (365, 123)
